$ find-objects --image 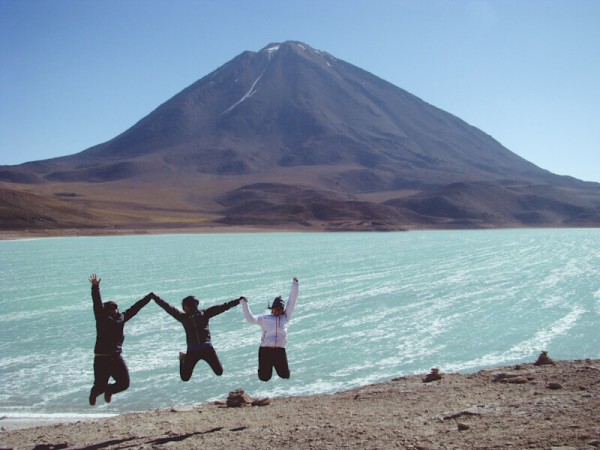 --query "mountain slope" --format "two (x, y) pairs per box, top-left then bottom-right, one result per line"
(0, 41), (598, 232)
